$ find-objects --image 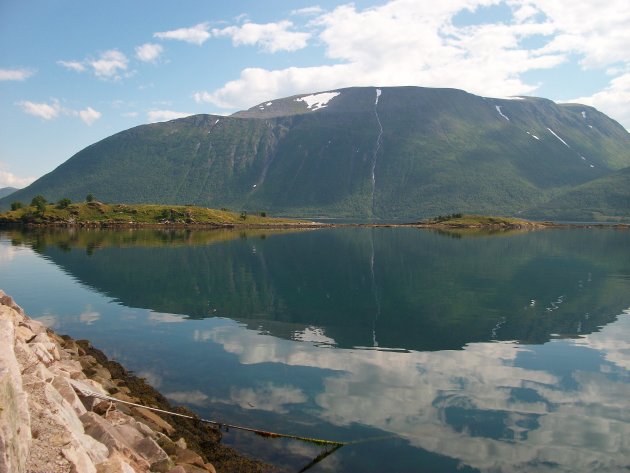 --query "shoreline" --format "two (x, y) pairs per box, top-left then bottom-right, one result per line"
(1, 220), (628, 230)
(0, 291), (270, 473)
